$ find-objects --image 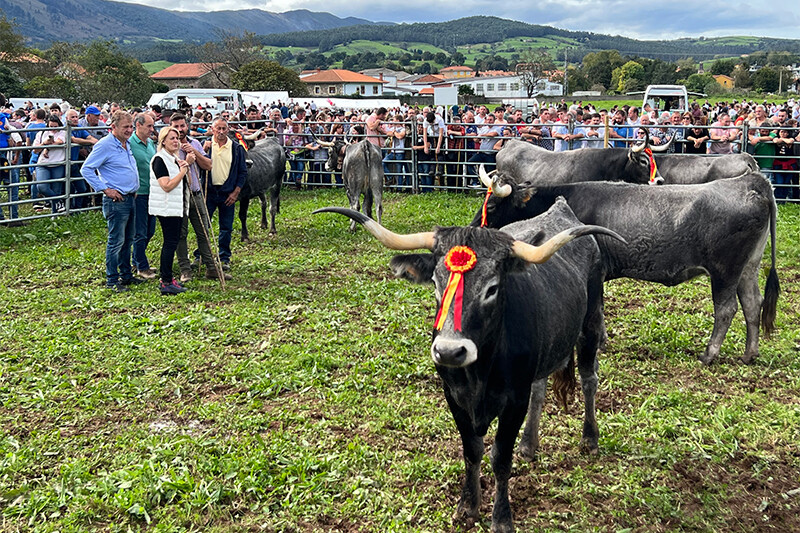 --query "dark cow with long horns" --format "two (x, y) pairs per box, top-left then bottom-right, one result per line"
(314, 202), (625, 533)
(476, 167), (780, 365)
(240, 137), (286, 239)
